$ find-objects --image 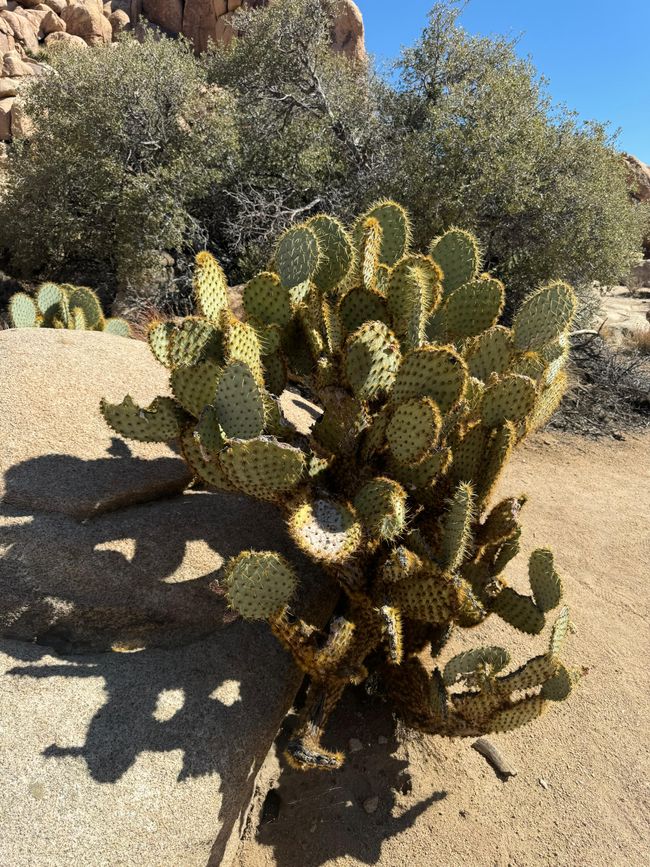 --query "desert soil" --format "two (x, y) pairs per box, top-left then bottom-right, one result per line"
(237, 429), (650, 867)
